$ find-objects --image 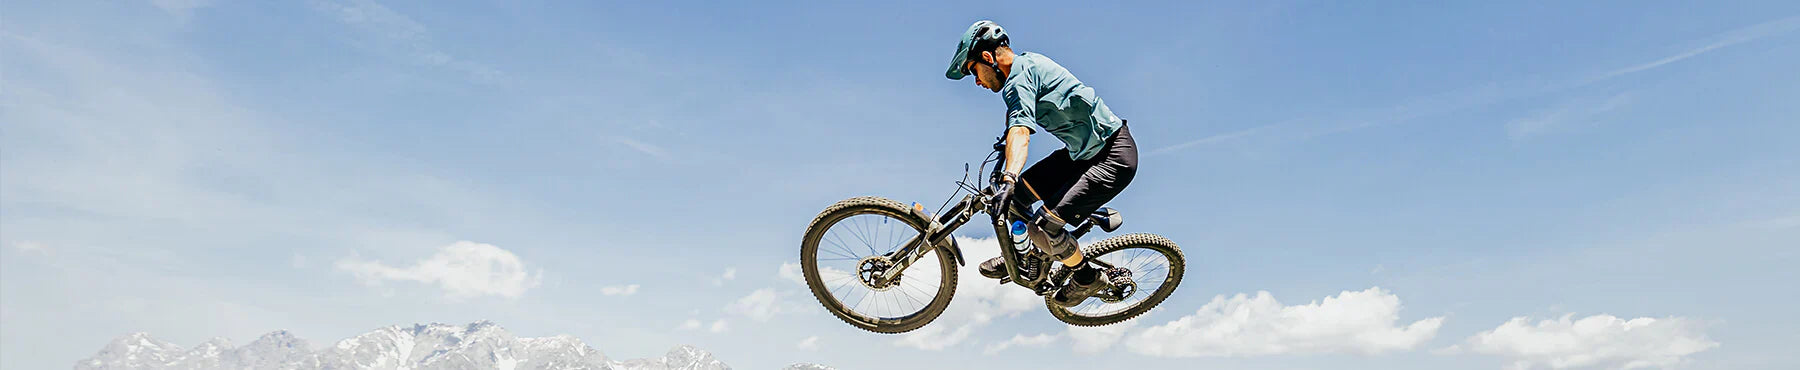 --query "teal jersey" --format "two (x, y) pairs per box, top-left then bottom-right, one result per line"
(1001, 52), (1123, 161)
